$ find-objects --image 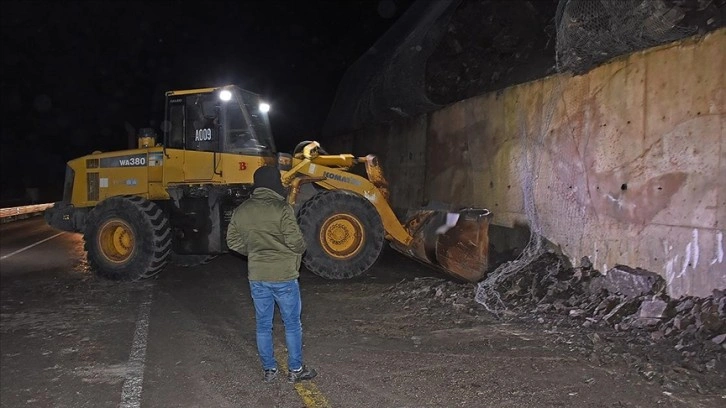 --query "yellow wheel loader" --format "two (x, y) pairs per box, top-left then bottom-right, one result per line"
(45, 85), (492, 282)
